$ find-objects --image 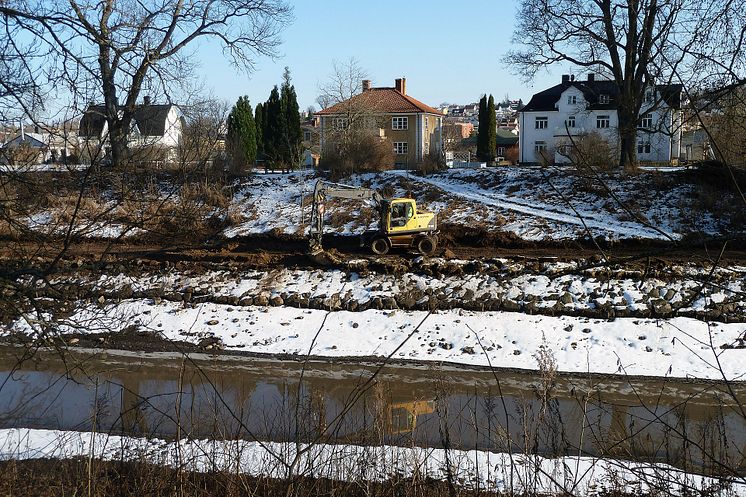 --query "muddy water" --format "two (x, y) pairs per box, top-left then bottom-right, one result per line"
(1, 346), (745, 475)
